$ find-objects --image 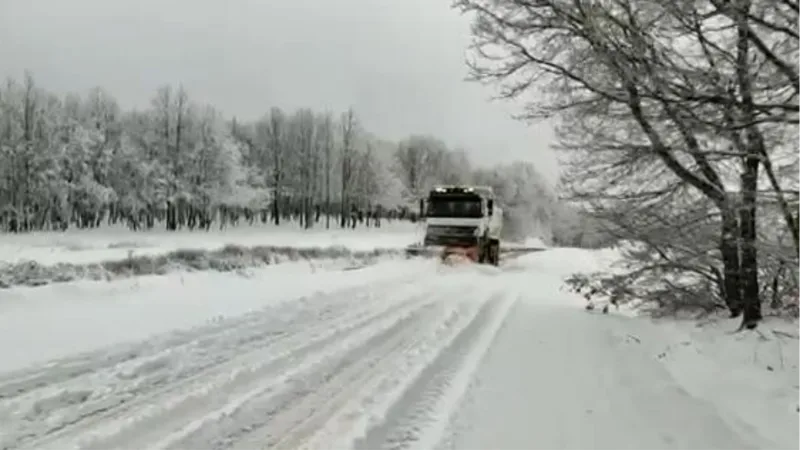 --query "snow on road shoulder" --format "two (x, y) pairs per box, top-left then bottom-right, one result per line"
(540, 245), (799, 448)
(0, 258), (436, 374)
(637, 315), (799, 448)
(0, 221), (422, 265)
(499, 245), (798, 448)
(0, 243), (408, 290)
(458, 245), (797, 446)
